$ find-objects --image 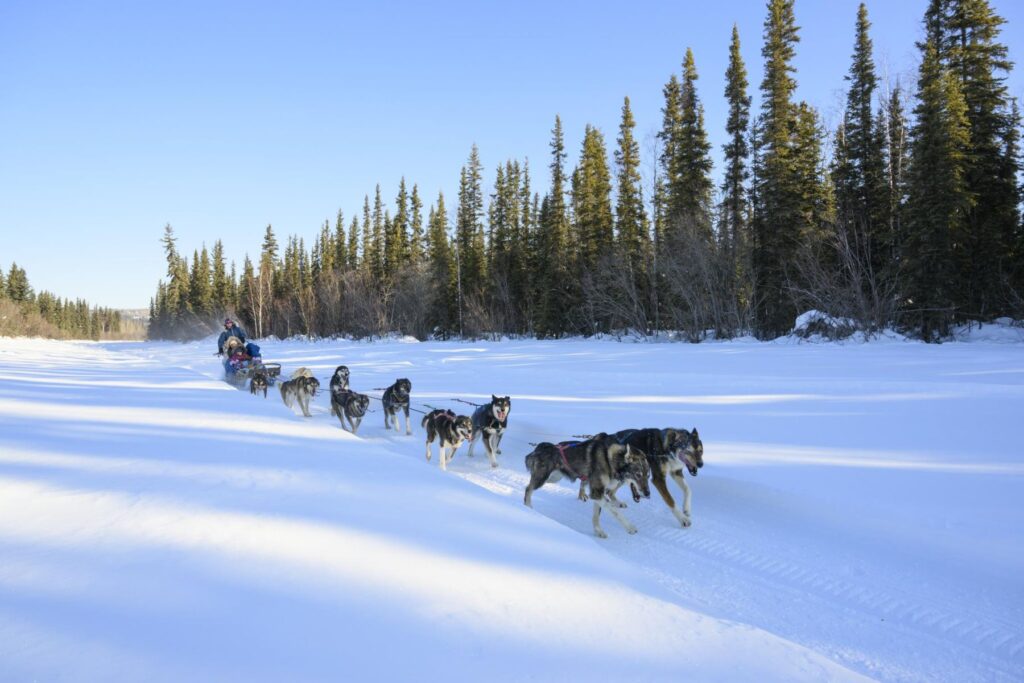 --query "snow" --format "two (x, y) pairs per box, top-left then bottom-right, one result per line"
(0, 334), (1022, 682)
